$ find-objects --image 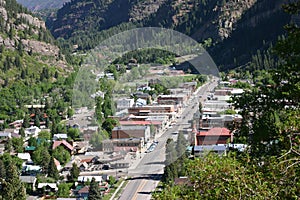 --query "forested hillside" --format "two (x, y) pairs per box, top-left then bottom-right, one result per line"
(46, 0), (290, 70)
(0, 0), (73, 121)
(16, 0), (70, 10)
